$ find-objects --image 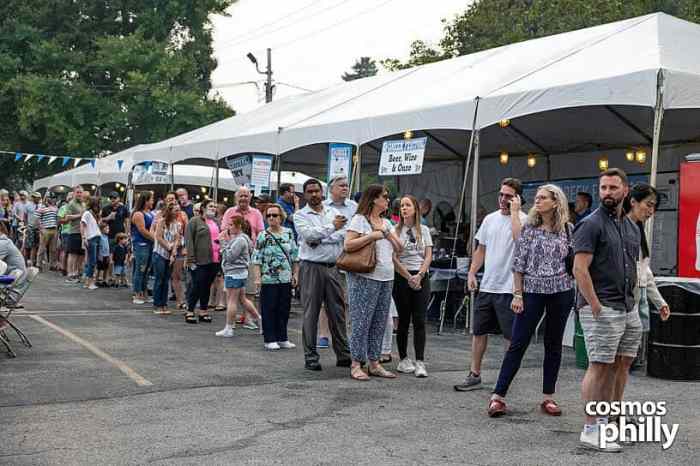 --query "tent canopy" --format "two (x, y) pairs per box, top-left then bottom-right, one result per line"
(130, 13), (700, 166)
